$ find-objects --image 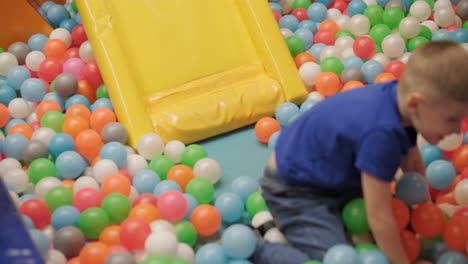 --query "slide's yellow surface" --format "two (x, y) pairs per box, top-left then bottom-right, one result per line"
(77, 0), (307, 147)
